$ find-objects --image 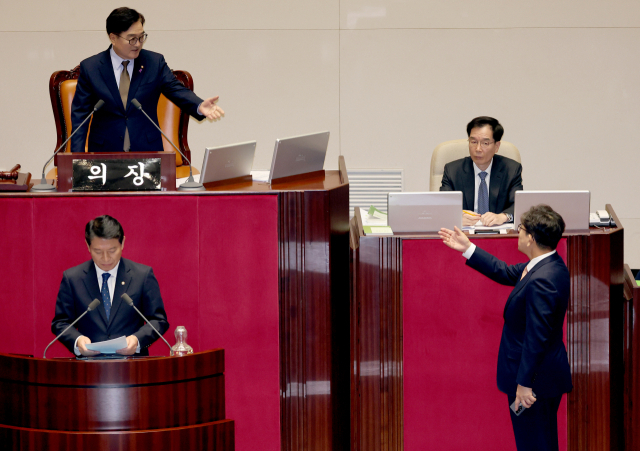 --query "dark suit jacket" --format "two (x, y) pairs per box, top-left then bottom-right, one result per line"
(70, 46), (205, 153)
(439, 154), (523, 216)
(51, 258), (169, 355)
(466, 247), (572, 398)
